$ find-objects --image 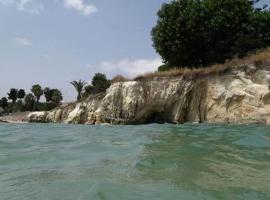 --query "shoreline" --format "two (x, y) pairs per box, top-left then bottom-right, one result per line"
(0, 112), (30, 124)
(0, 120), (29, 124)
(1, 111), (270, 125)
